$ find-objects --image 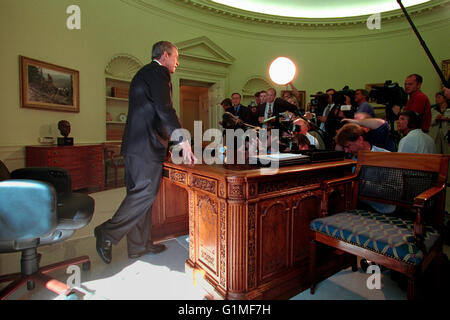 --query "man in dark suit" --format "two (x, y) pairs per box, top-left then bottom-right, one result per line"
(94, 41), (196, 264)
(245, 92), (261, 127)
(230, 92), (248, 121)
(257, 87), (298, 129)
